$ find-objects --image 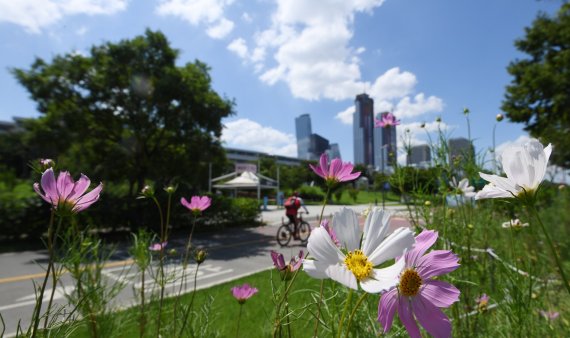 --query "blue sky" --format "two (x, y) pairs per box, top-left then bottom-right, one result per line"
(0, 0), (562, 164)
